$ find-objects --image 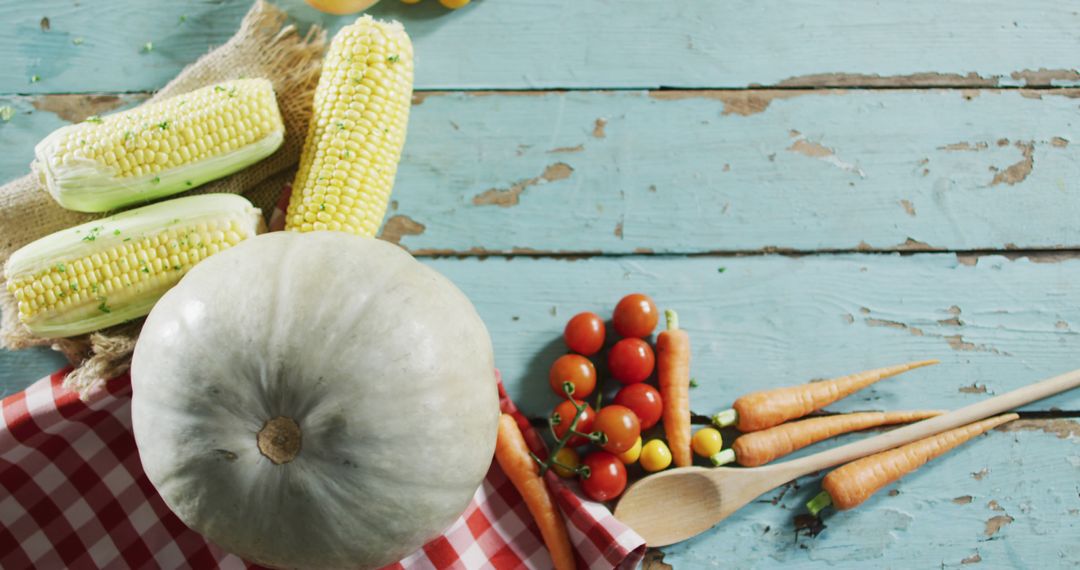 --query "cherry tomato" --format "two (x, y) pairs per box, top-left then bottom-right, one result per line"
(592, 405), (641, 454)
(613, 383), (663, 430)
(580, 451), (628, 501)
(551, 400), (595, 448)
(564, 312), (606, 356)
(548, 354), (596, 399)
(607, 338), (655, 384)
(613, 293), (659, 338)
(640, 440), (673, 472)
(616, 436), (642, 464)
(551, 447), (581, 478)
(692, 428), (724, 459)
